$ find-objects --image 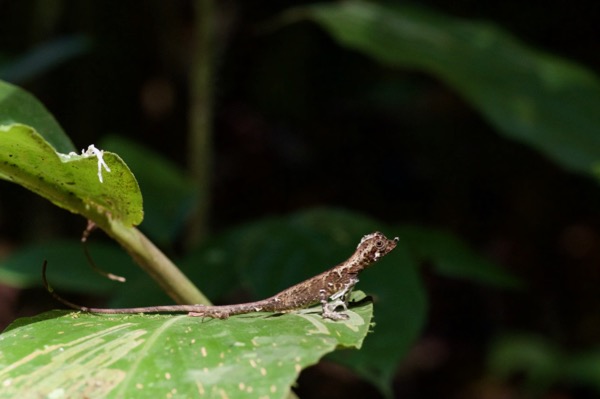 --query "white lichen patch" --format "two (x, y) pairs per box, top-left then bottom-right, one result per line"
(58, 144), (111, 183)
